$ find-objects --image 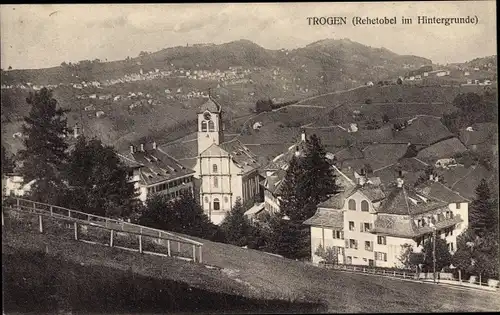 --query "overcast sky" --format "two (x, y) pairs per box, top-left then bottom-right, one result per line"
(1, 2), (496, 70)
